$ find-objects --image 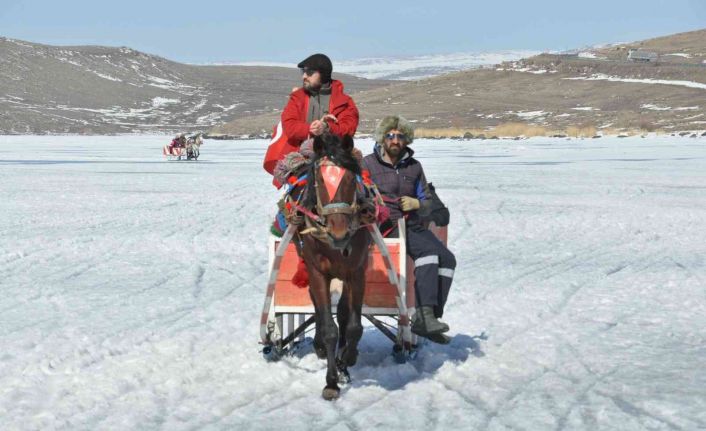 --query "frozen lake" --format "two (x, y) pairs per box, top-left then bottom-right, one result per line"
(1, 135), (705, 430)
